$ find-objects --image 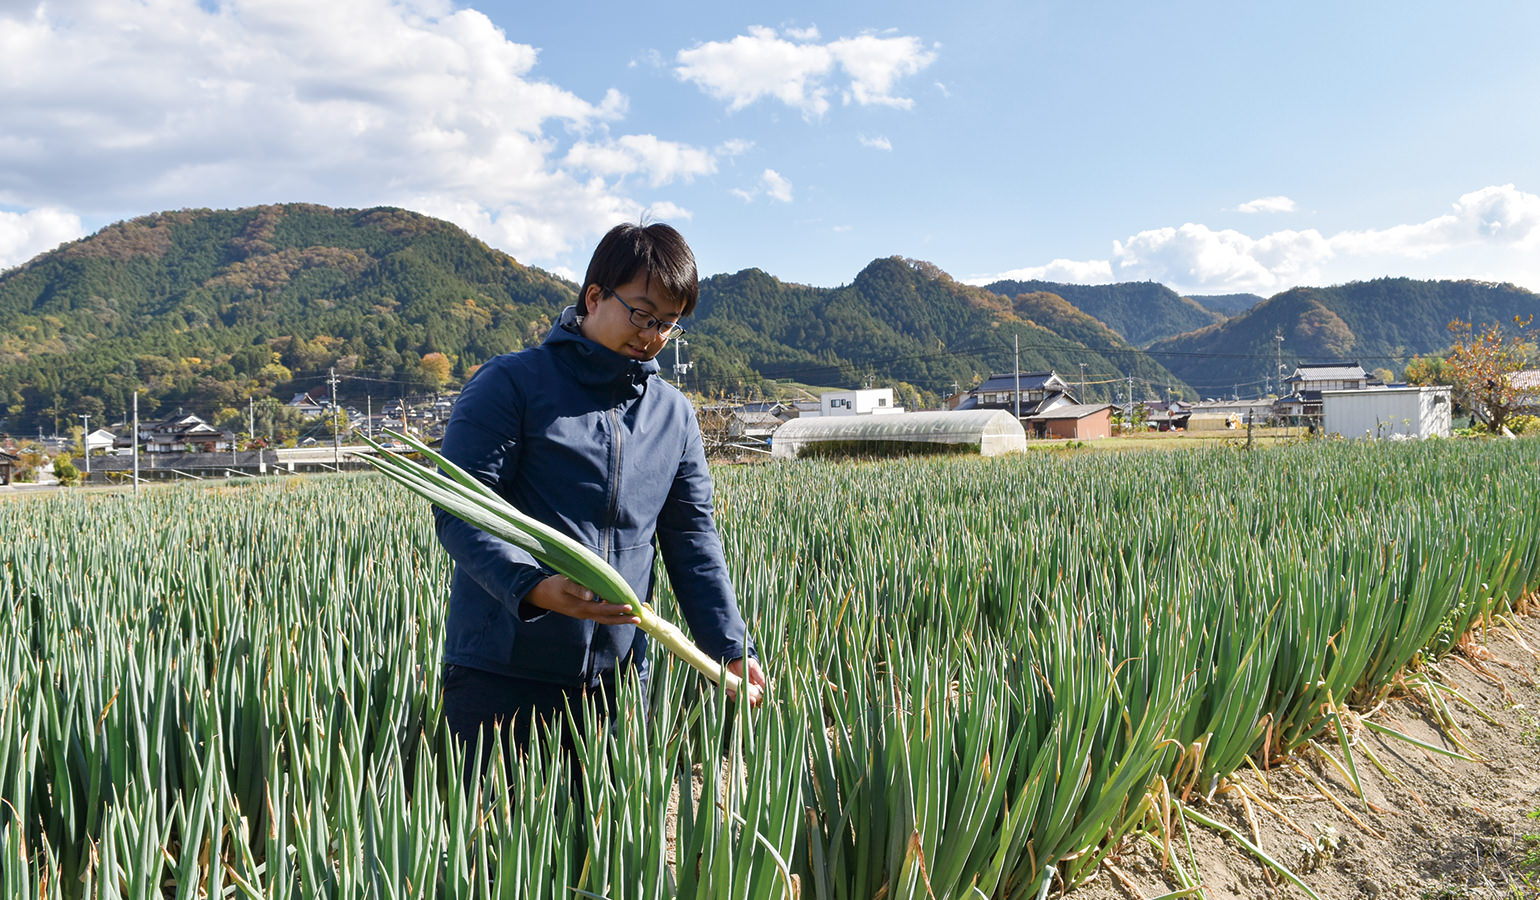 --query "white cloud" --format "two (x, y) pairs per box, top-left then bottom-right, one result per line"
(732, 169), (794, 204)
(975, 185), (1540, 295)
(0, 207), (85, 269)
(0, 0), (715, 268)
(1332, 183), (1540, 258)
(645, 201), (692, 222)
(761, 169), (793, 203)
(1236, 195), (1296, 214)
(1110, 224), (1331, 291)
(564, 134), (718, 187)
(717, 138), (755, 158)
(859, 134), (892, 151)
(674, 25), (936, 119)
(968, 258), (1114, 286)
(828, 34), (935, 110)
